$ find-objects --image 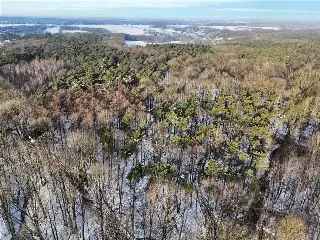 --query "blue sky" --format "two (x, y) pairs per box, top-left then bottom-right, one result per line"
(2, 0), (245, 9)
(1, 0), (320, 22)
